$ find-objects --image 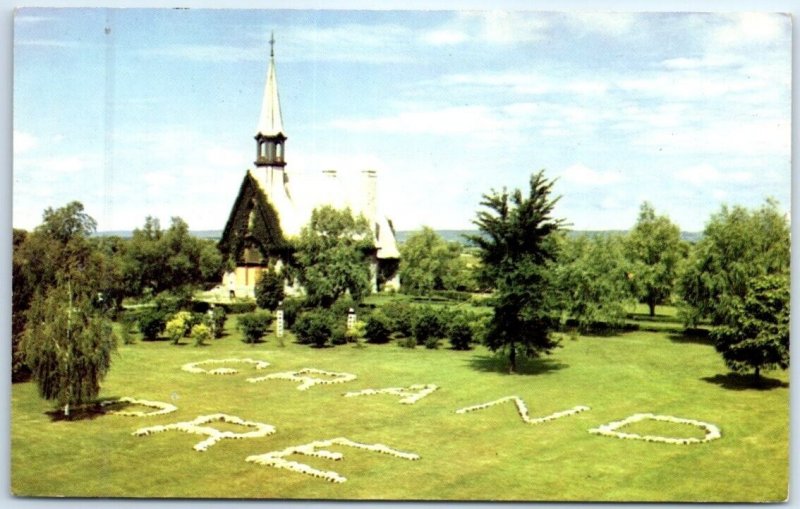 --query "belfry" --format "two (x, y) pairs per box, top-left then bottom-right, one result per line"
(218, 35), (400, 298)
